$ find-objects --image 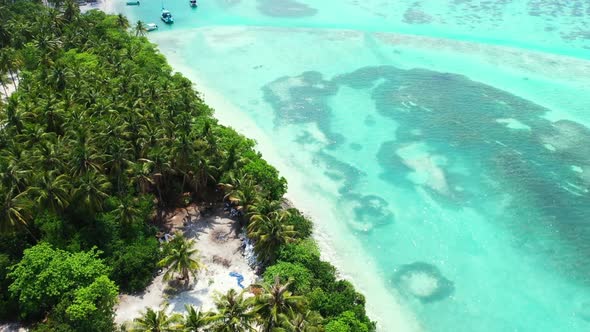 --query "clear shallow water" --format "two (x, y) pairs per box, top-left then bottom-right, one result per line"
(118, 1), (590, 331)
